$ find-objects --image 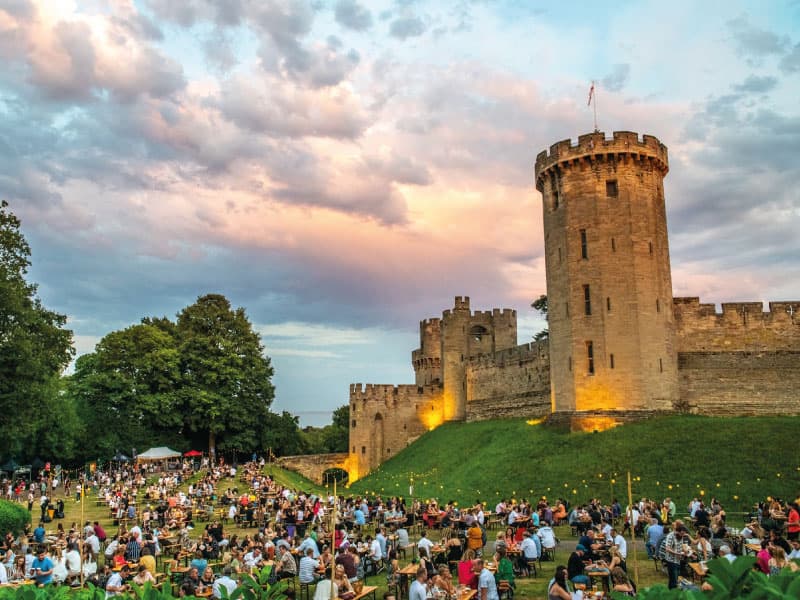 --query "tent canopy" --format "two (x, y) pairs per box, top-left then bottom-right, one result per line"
(136, 447), (182, 461)
(184, 450), (203, 457)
